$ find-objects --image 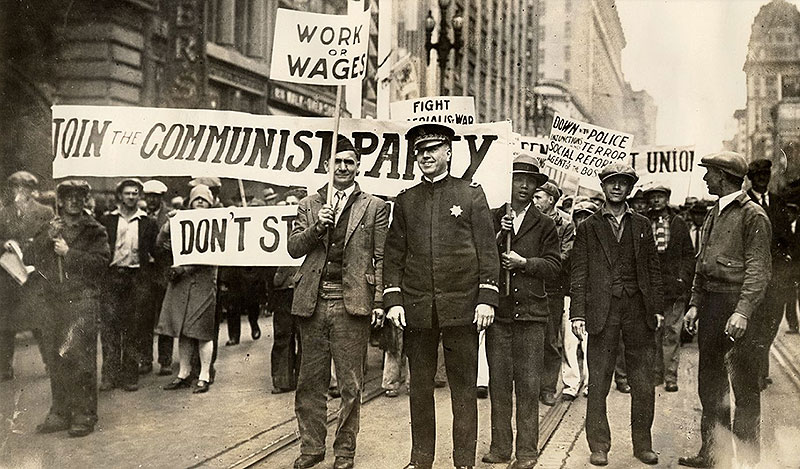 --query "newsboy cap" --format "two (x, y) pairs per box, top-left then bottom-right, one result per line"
(535, 181), (563, 202)
(644, 184), (671, 197)
(142, 180), (168, 194)
(573, 200), (599, 217)
(748, 158), (772, 175)
(56, 179), (92, 197)
(698, 151), (748, 178)
(7, 171), (39, 188)
(512, 153), (549, 186)
(406, 123), (456, 151)
(115, 178), (143, 193)
(598, 162), (639, 184)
